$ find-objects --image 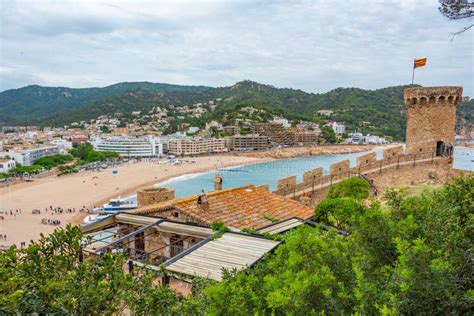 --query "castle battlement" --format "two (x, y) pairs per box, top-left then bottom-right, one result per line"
(404, 86), (462, 107)
(404, 86), (462, 154)
(273, 146), (452, 206)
